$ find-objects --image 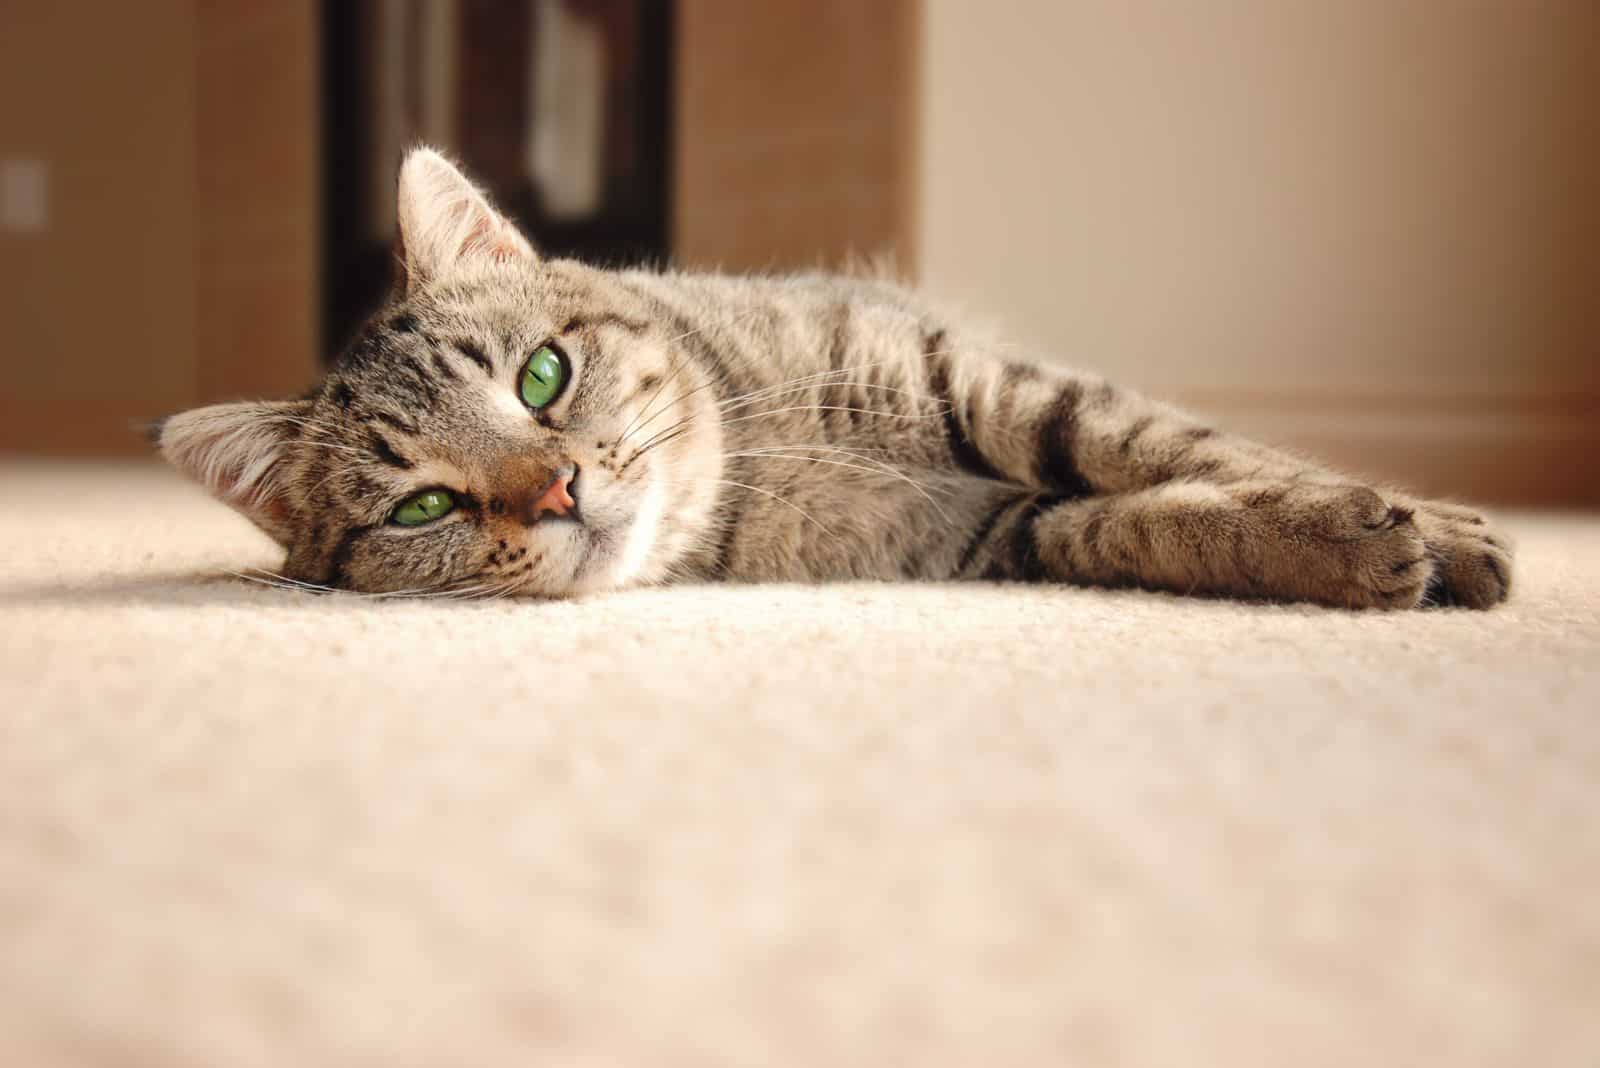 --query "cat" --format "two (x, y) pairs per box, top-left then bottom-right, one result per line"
(156, 147), (1511, 609)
